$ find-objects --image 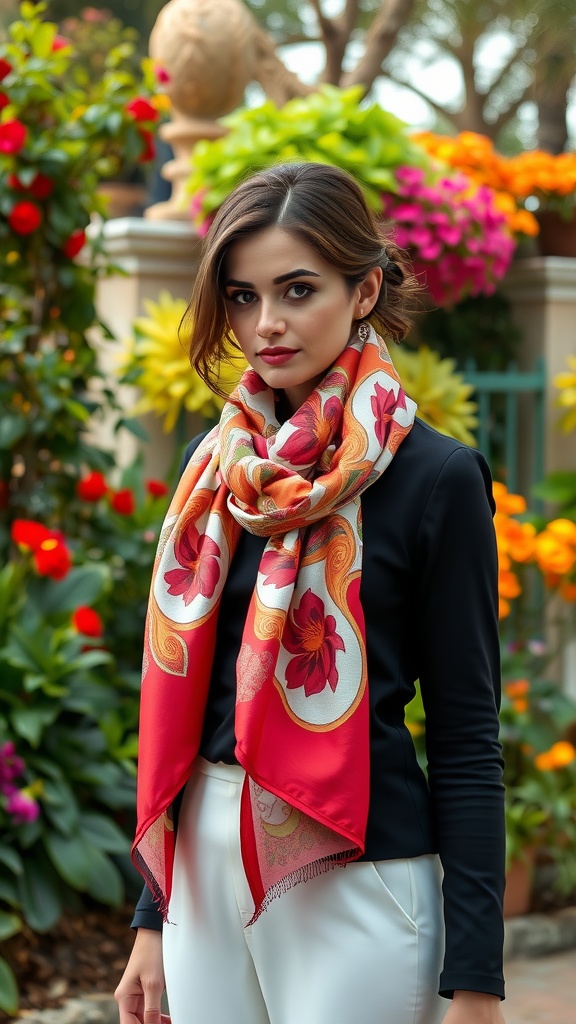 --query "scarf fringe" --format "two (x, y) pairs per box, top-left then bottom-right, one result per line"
(133, 847), (171, 923)
(246, 847), (359, 927)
